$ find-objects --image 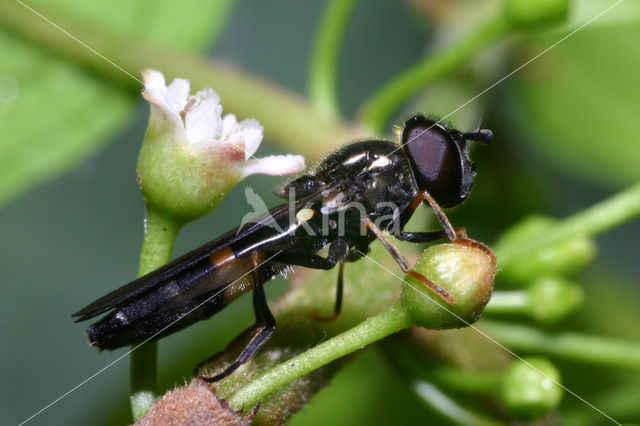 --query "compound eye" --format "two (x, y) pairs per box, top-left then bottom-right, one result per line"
(402, 117), (464, 208)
